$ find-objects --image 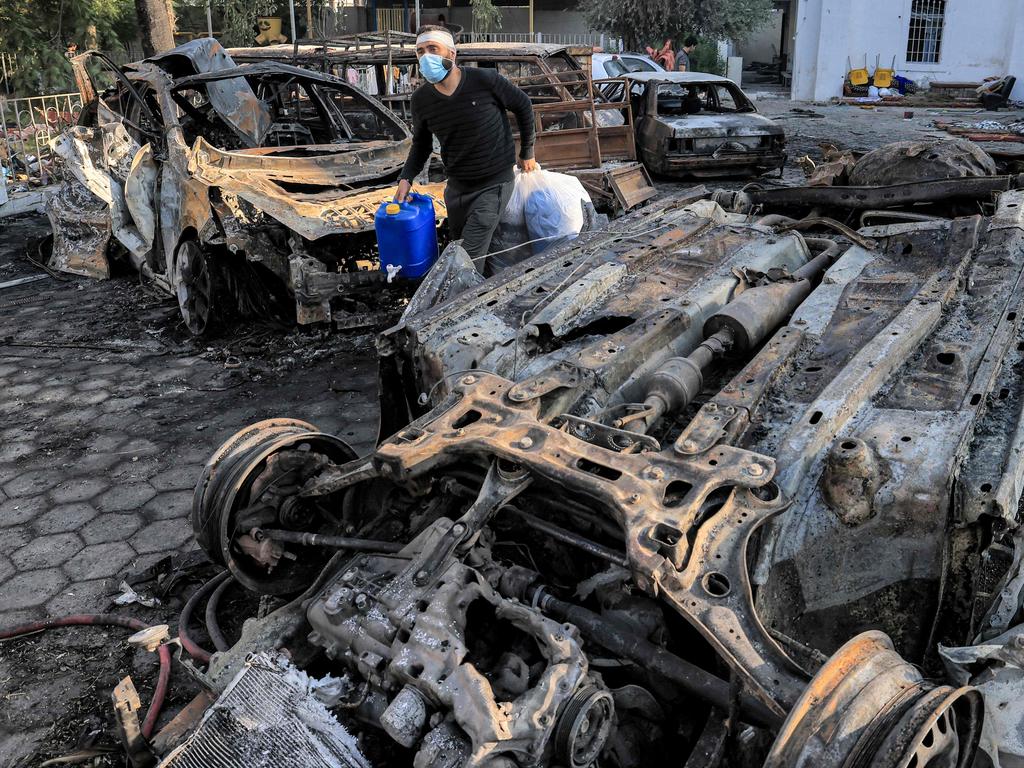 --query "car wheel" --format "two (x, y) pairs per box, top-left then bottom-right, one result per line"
(174, 239), (218, 335)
